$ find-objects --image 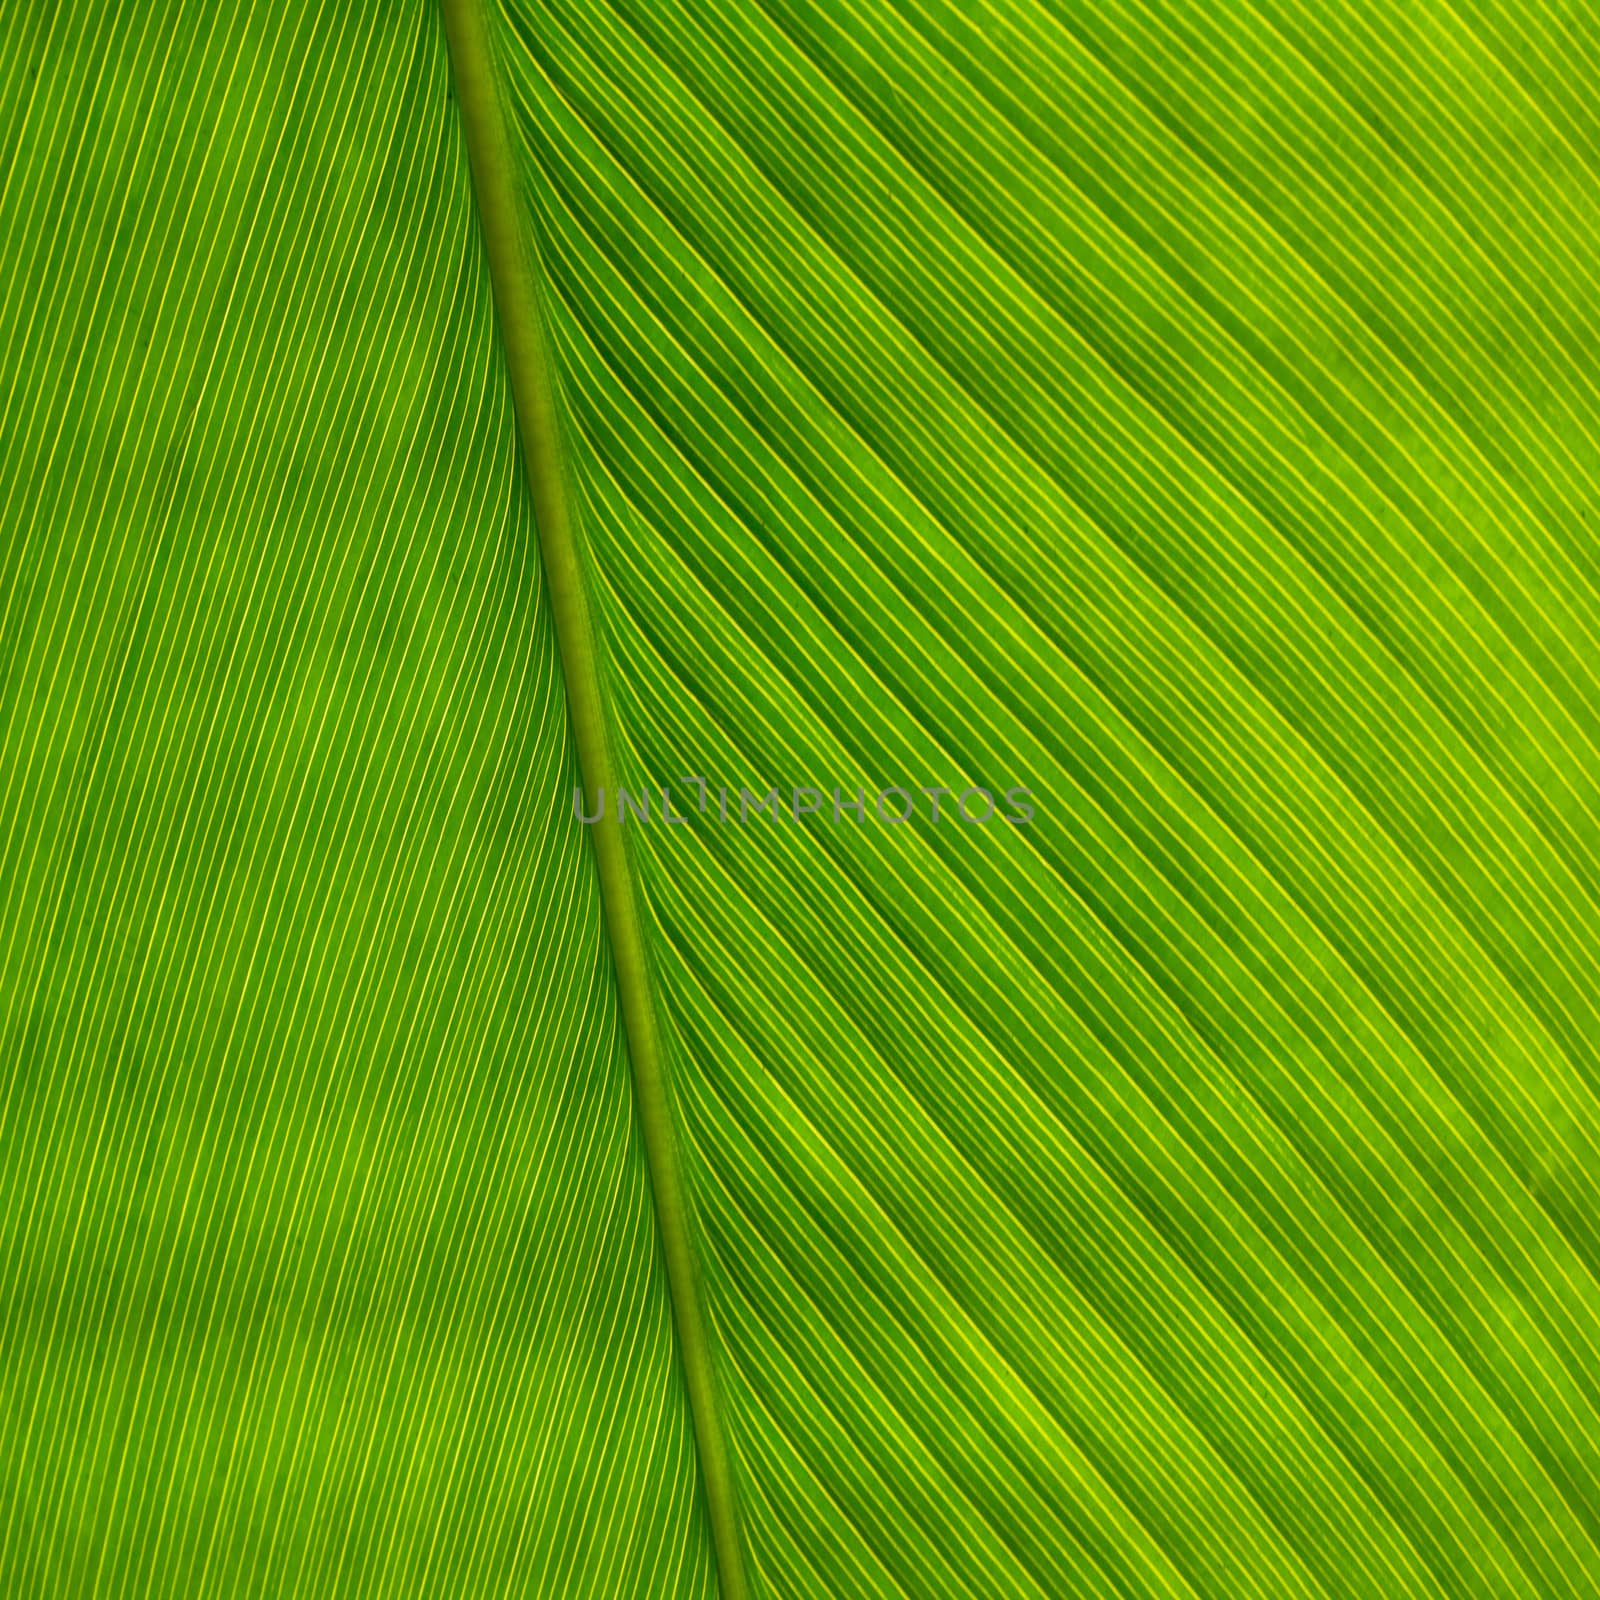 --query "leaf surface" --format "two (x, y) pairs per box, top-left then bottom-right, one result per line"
(5, 1), (1600, 1598)
(0, 5), (710, 1594)
(486, 0), (1600, 1595)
